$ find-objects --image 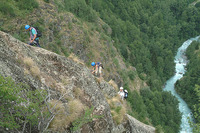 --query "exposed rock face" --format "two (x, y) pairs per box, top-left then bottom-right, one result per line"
(126, 115), (156, 133)
(0, 31), (155, 133)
